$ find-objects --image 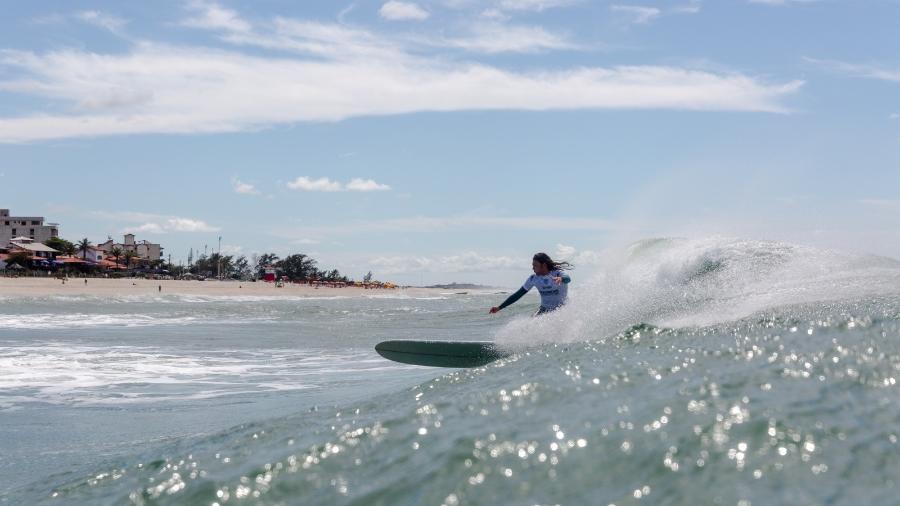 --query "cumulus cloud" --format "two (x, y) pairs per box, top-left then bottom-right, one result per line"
(232, 177), (260, 195)
(0, 3), (802, 143)
(345, 178), (392, 191)
(286, 177), (390, 192)
(286, 177), (343, 192)
(379, 1), (430, 21)
(91, 210), (220, 234)
(123, 217), (220, 234)
(554, 243), (605, 265)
